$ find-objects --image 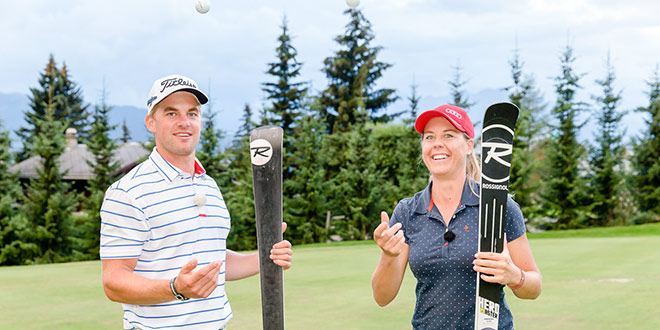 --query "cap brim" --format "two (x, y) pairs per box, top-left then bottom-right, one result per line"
(414, 110), (471, 138)
(178, 88), (209, 105)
